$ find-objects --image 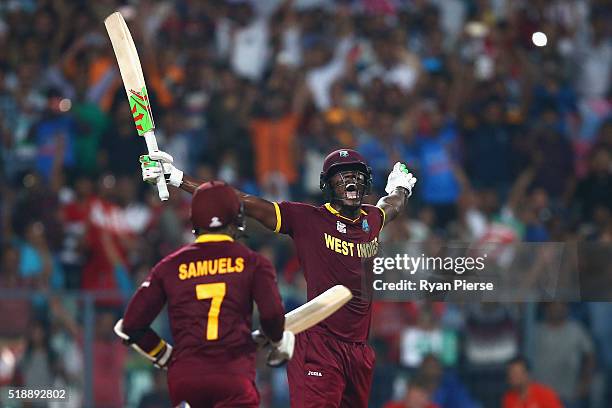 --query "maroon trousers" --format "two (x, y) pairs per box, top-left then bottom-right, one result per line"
(287, 330), (376, 408)
(168, 372), (259, 408)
